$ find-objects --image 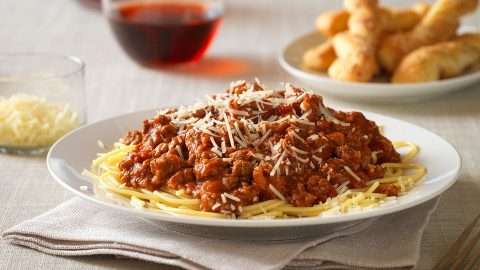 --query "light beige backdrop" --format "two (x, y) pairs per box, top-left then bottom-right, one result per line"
(1, 0), (479, 269)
